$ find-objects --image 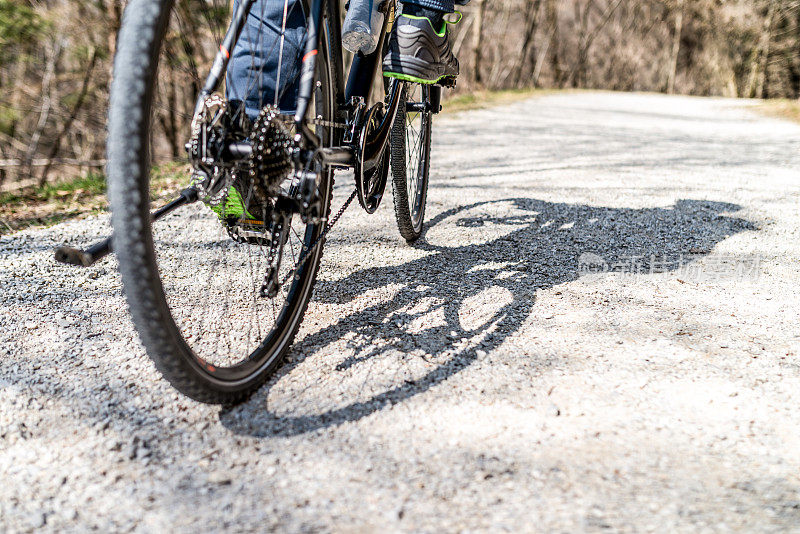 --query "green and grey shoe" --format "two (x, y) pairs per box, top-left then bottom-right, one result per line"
(208, 183), (253, 220)
(382, 13), (460, 85)
(204, 176), (271, 238)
